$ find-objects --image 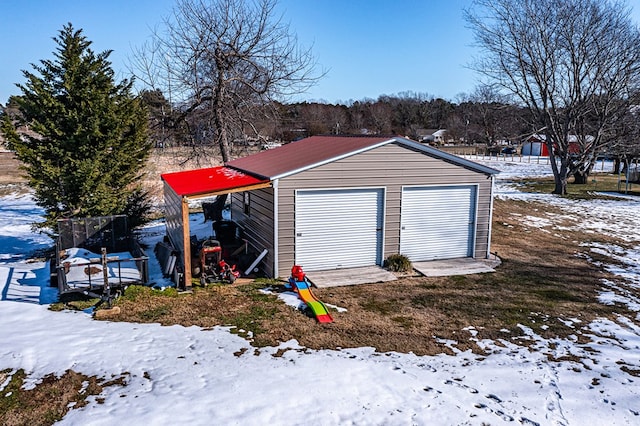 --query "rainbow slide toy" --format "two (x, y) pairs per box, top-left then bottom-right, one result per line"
(289, 266), (334, 323)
